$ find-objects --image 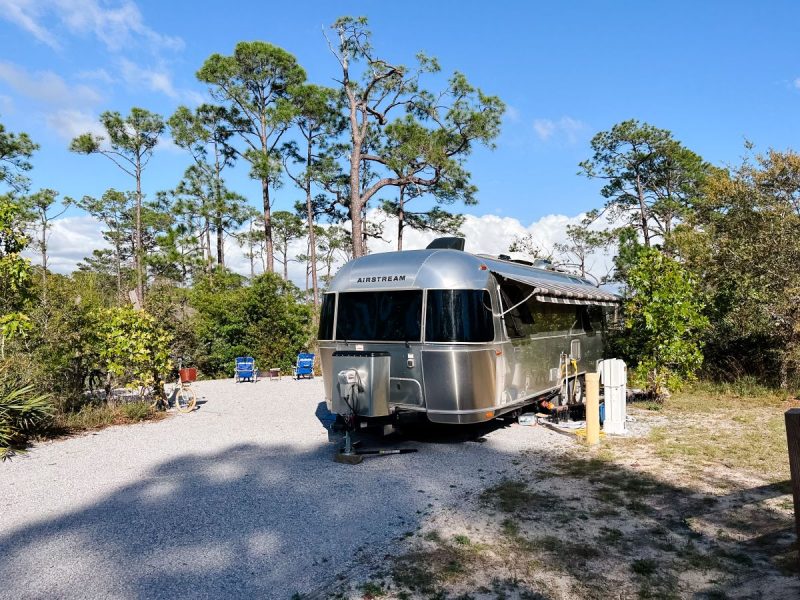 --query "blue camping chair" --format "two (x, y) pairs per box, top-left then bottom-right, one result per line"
(293, 353), (315, 379)
(234, 356), (257, 383)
